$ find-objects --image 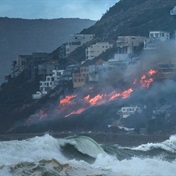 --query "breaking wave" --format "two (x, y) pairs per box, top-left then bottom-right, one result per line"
(0, 134), (175, 176)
